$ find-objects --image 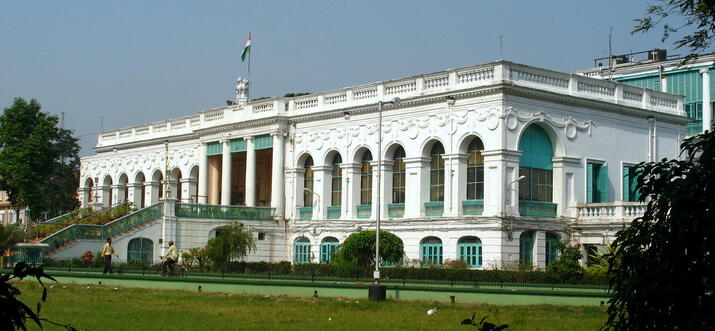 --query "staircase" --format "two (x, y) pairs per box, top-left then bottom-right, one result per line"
(42, 203), (164, 257)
